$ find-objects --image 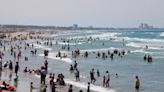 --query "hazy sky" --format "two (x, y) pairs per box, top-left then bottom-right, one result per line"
(0, 0), (164, 27)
